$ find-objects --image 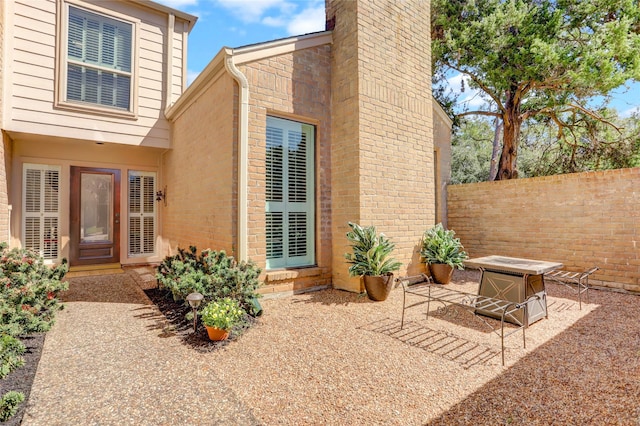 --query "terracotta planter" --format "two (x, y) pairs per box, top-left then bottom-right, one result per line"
(204, 325), (230, 341)
(363, 273), (394, 301)
(429, 263), (454, 284)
